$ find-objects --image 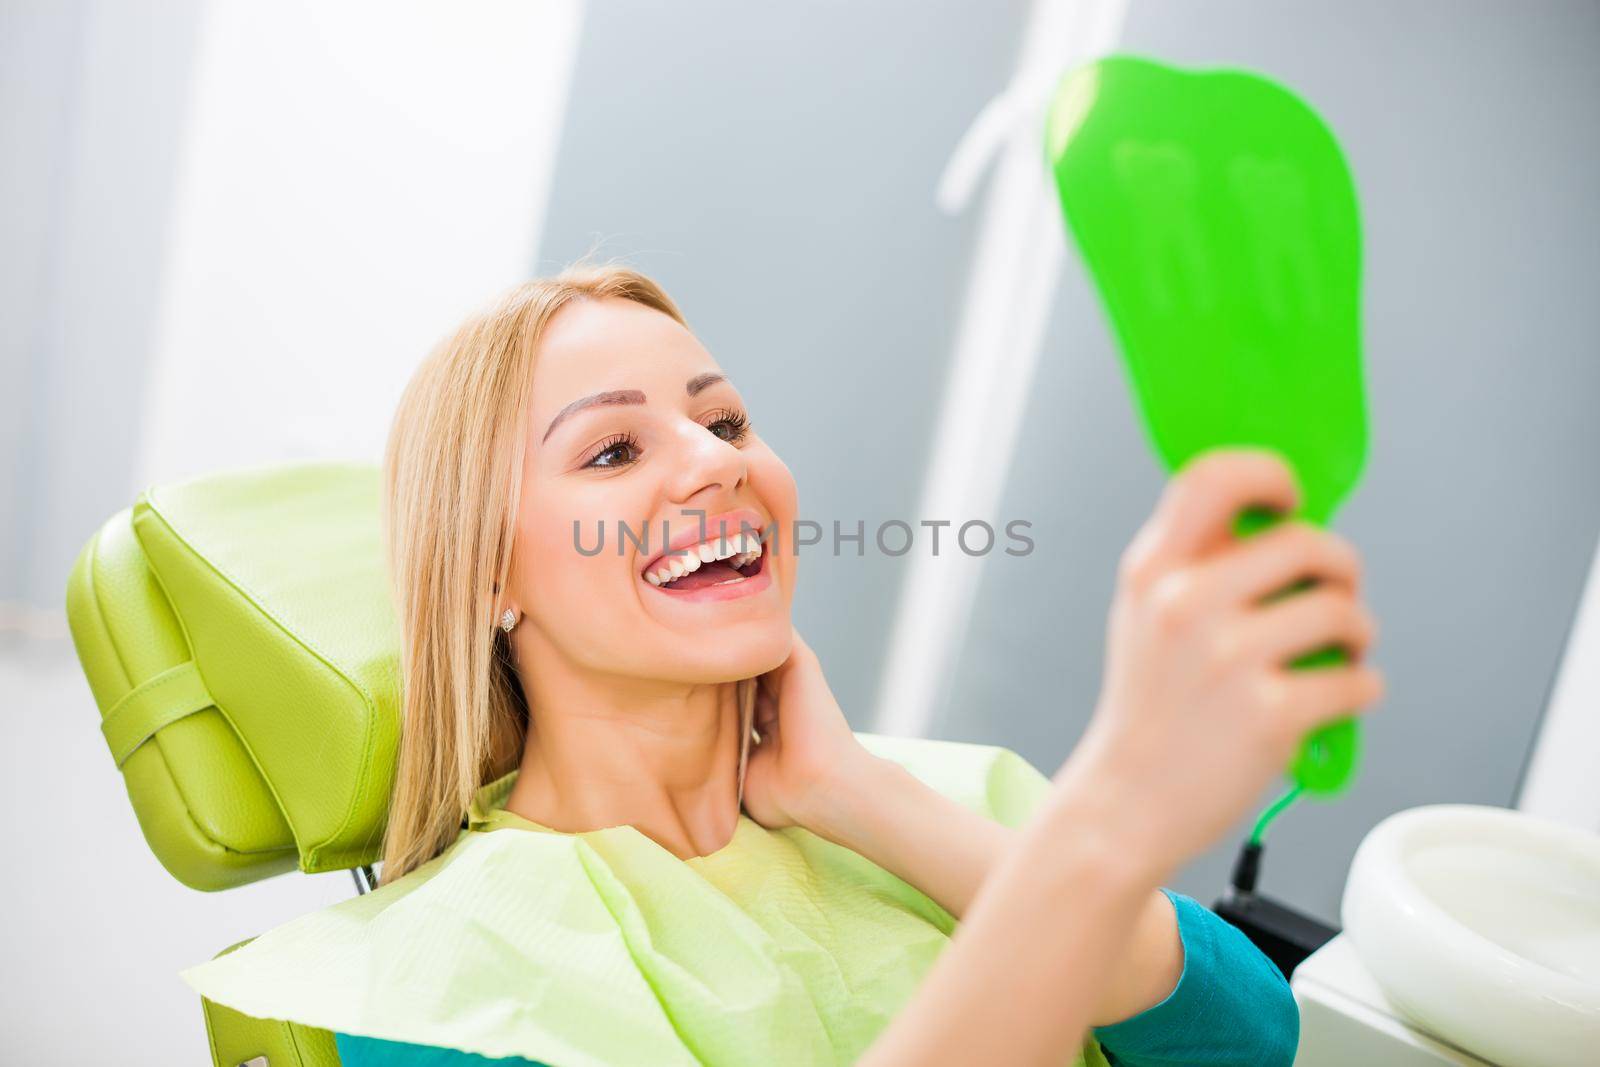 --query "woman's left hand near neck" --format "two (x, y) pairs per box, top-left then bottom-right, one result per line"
(740, 628), (882, 833)
(742, 629), (1012, 918)
(740, 628), (1184, 1029)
